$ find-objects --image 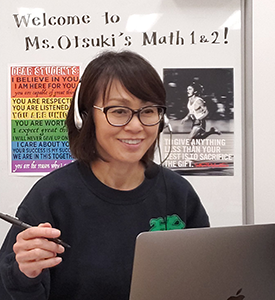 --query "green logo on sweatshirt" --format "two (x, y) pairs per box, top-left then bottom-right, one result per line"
(149, 214), (186, 231)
